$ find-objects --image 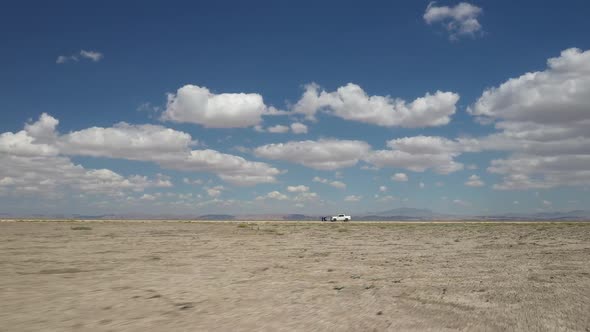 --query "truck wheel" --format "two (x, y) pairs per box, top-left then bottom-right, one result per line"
(344, 218), (349, 222)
